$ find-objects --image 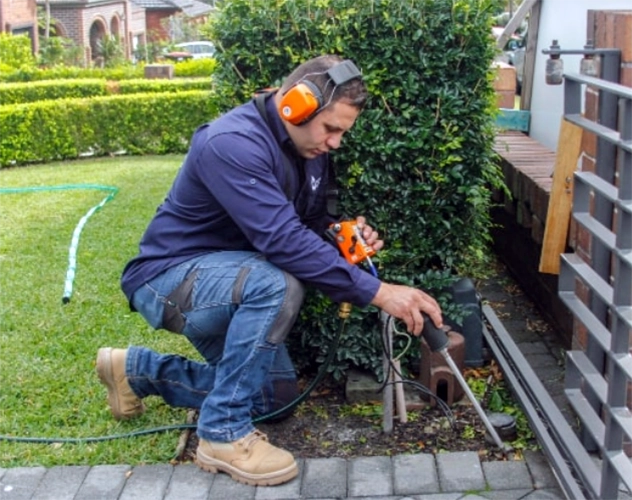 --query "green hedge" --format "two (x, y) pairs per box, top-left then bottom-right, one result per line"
(0, 78), (212, 105)
(0, 91), (218, 167)
(209, 0), (504, 379)
(115, 77), (211, 95)
(0, 58), (217, 82)
(0, 79), (108, 105)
